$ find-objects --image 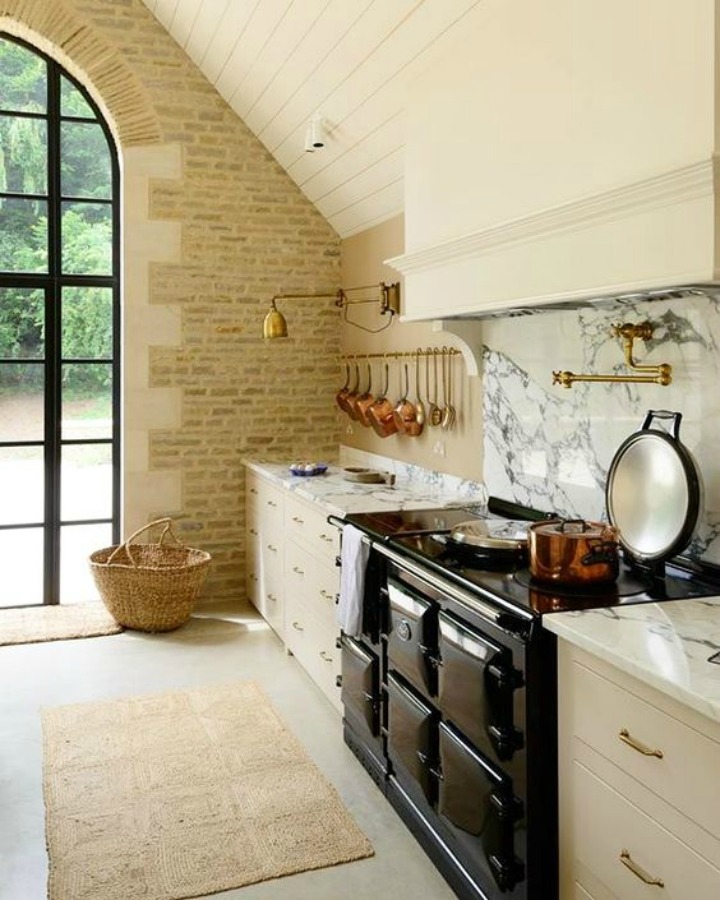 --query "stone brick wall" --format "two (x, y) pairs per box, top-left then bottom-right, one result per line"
(2, 0), (342, 601)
